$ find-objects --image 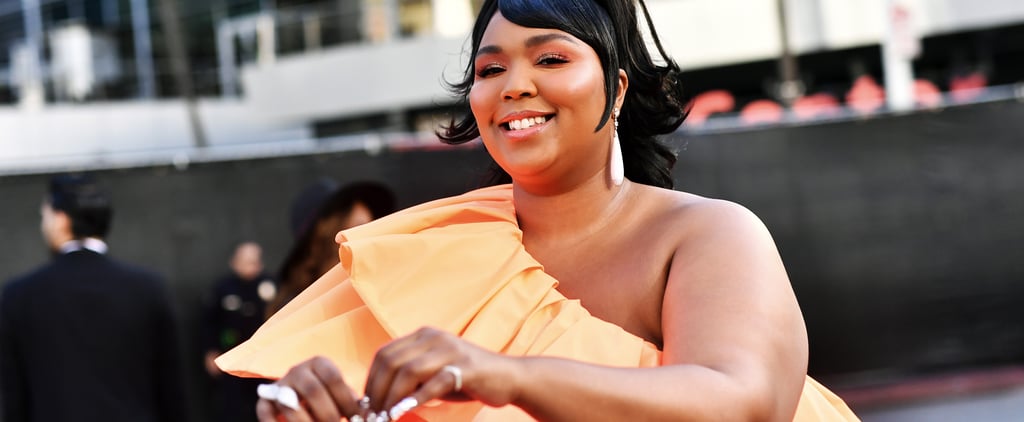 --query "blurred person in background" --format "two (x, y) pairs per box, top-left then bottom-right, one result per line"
(266, 179), (396, 317)
(203, 241), (277, 421)
(0, 173), (186, 421)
